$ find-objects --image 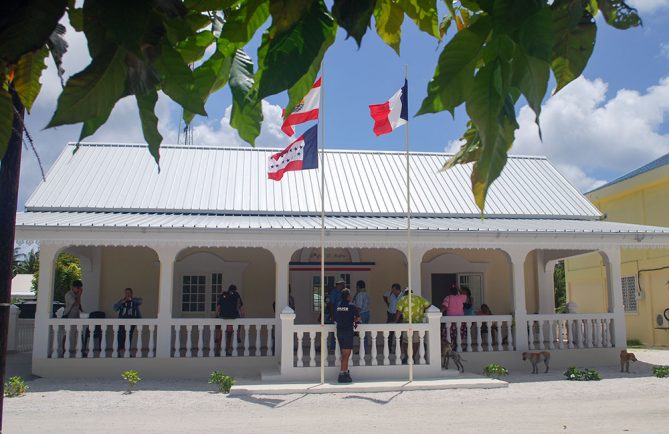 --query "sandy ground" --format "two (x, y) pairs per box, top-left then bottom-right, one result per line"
(3, 348), (669, 434)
